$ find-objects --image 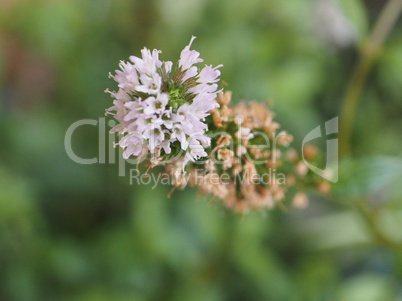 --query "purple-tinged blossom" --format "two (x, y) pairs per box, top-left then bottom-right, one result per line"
(178, 36), (203, 70)
(197, 65), (223, 84)
(106, 37), (222, 169)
